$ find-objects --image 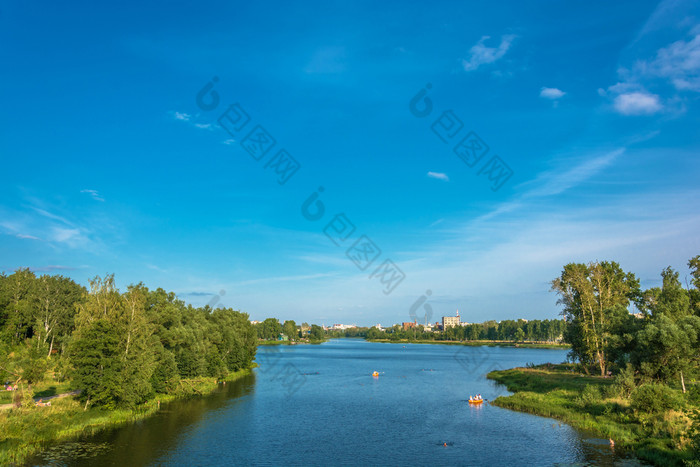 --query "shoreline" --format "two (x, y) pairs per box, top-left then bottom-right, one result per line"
(487, 364), (694, 466)
(0, 367), (253, 465)
(366, 338), (569, 349)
